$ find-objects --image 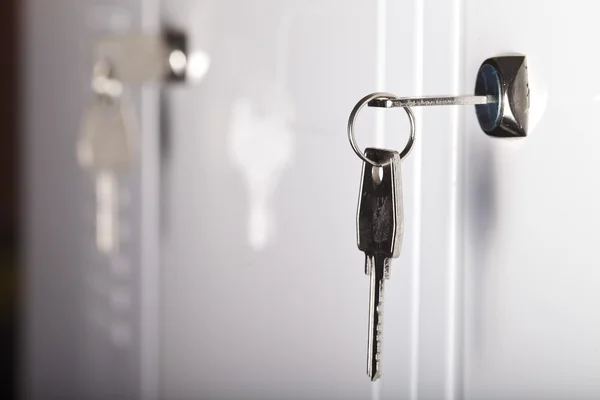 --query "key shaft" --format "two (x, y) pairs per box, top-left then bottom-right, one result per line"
(366, 254), (389, 381)
(368, 94), (496, 108)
